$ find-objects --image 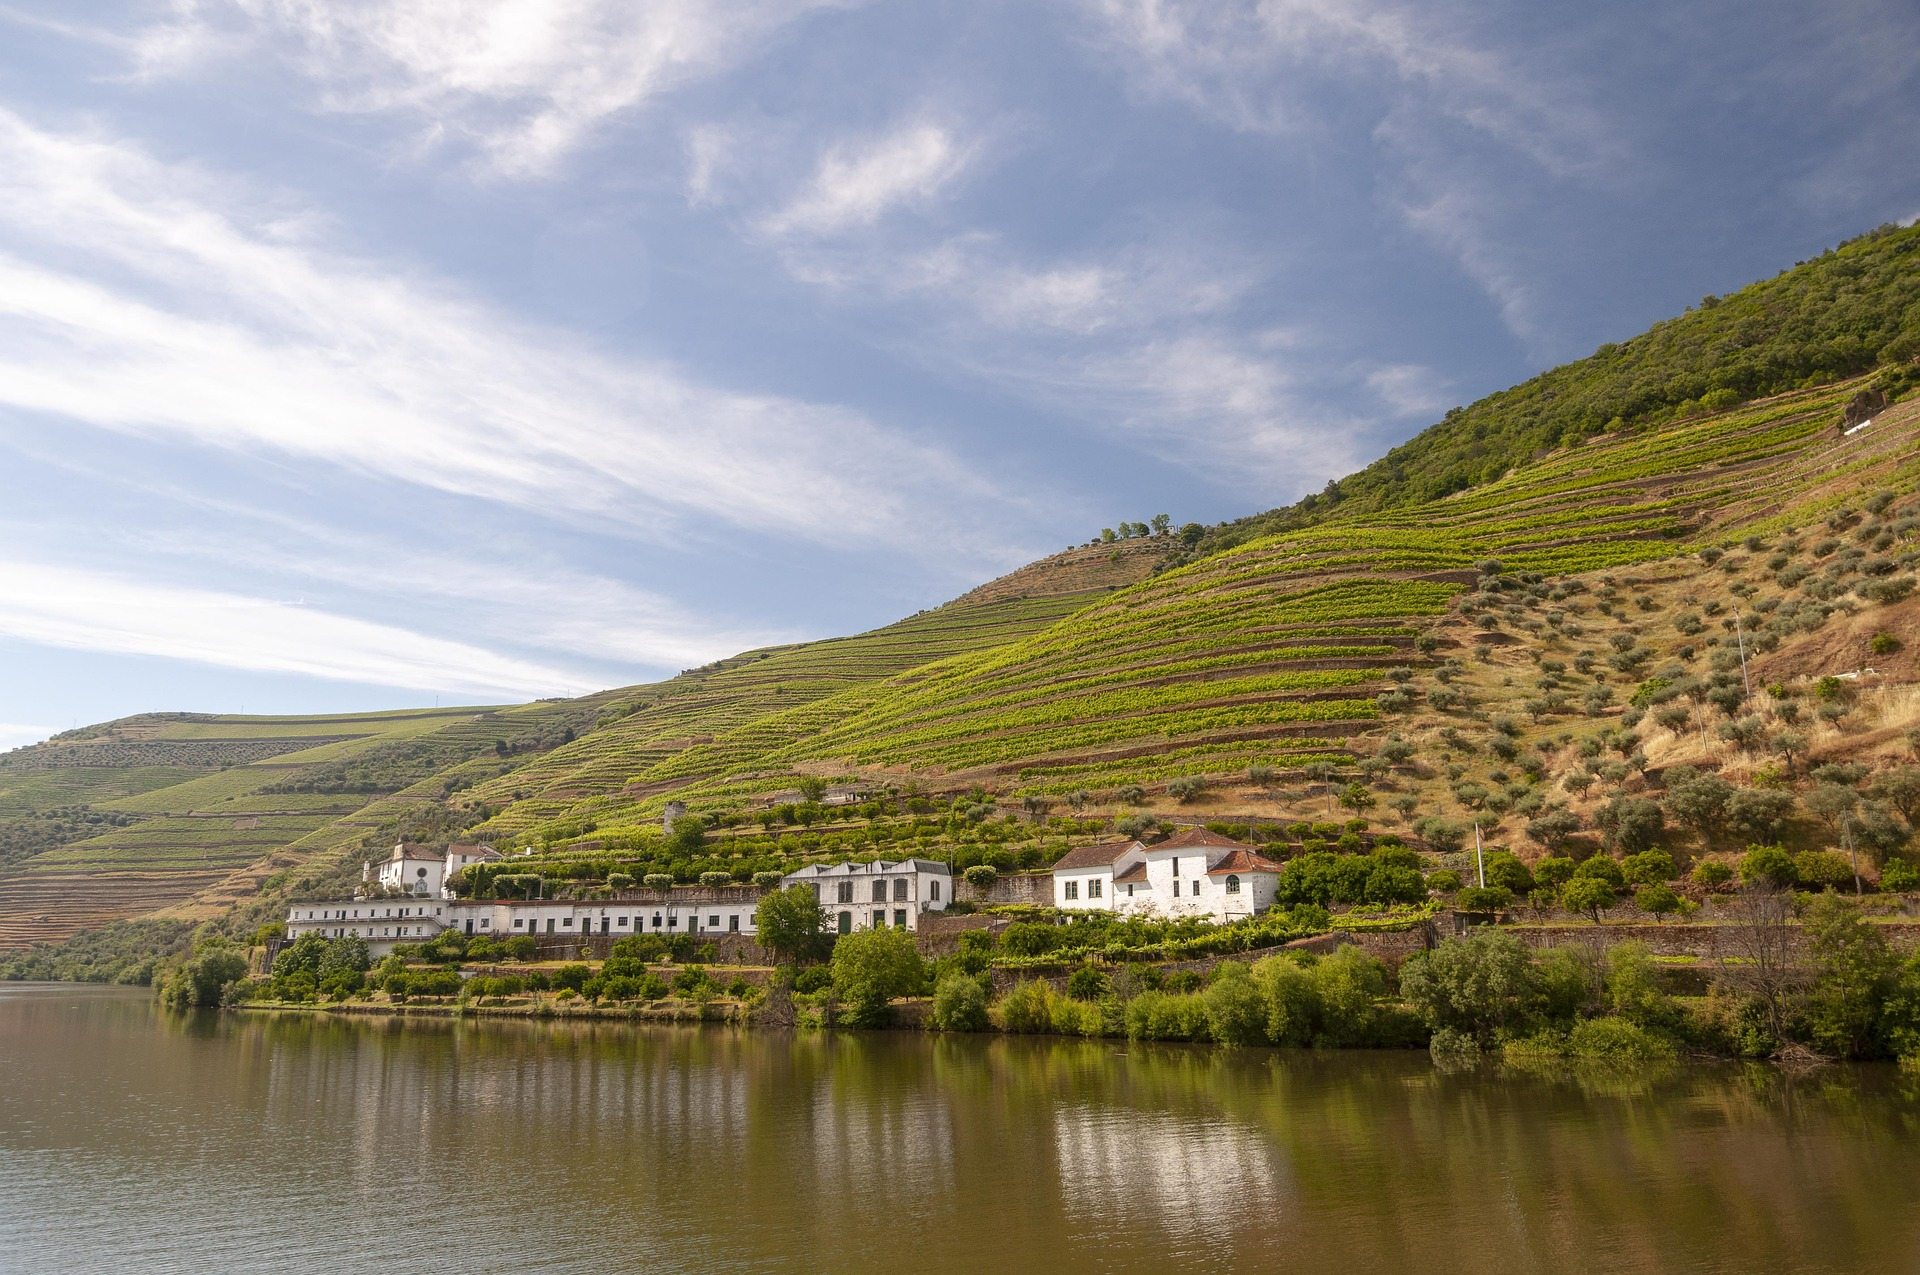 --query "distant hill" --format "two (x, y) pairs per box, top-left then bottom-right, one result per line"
(4, 225), (1918, 977)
